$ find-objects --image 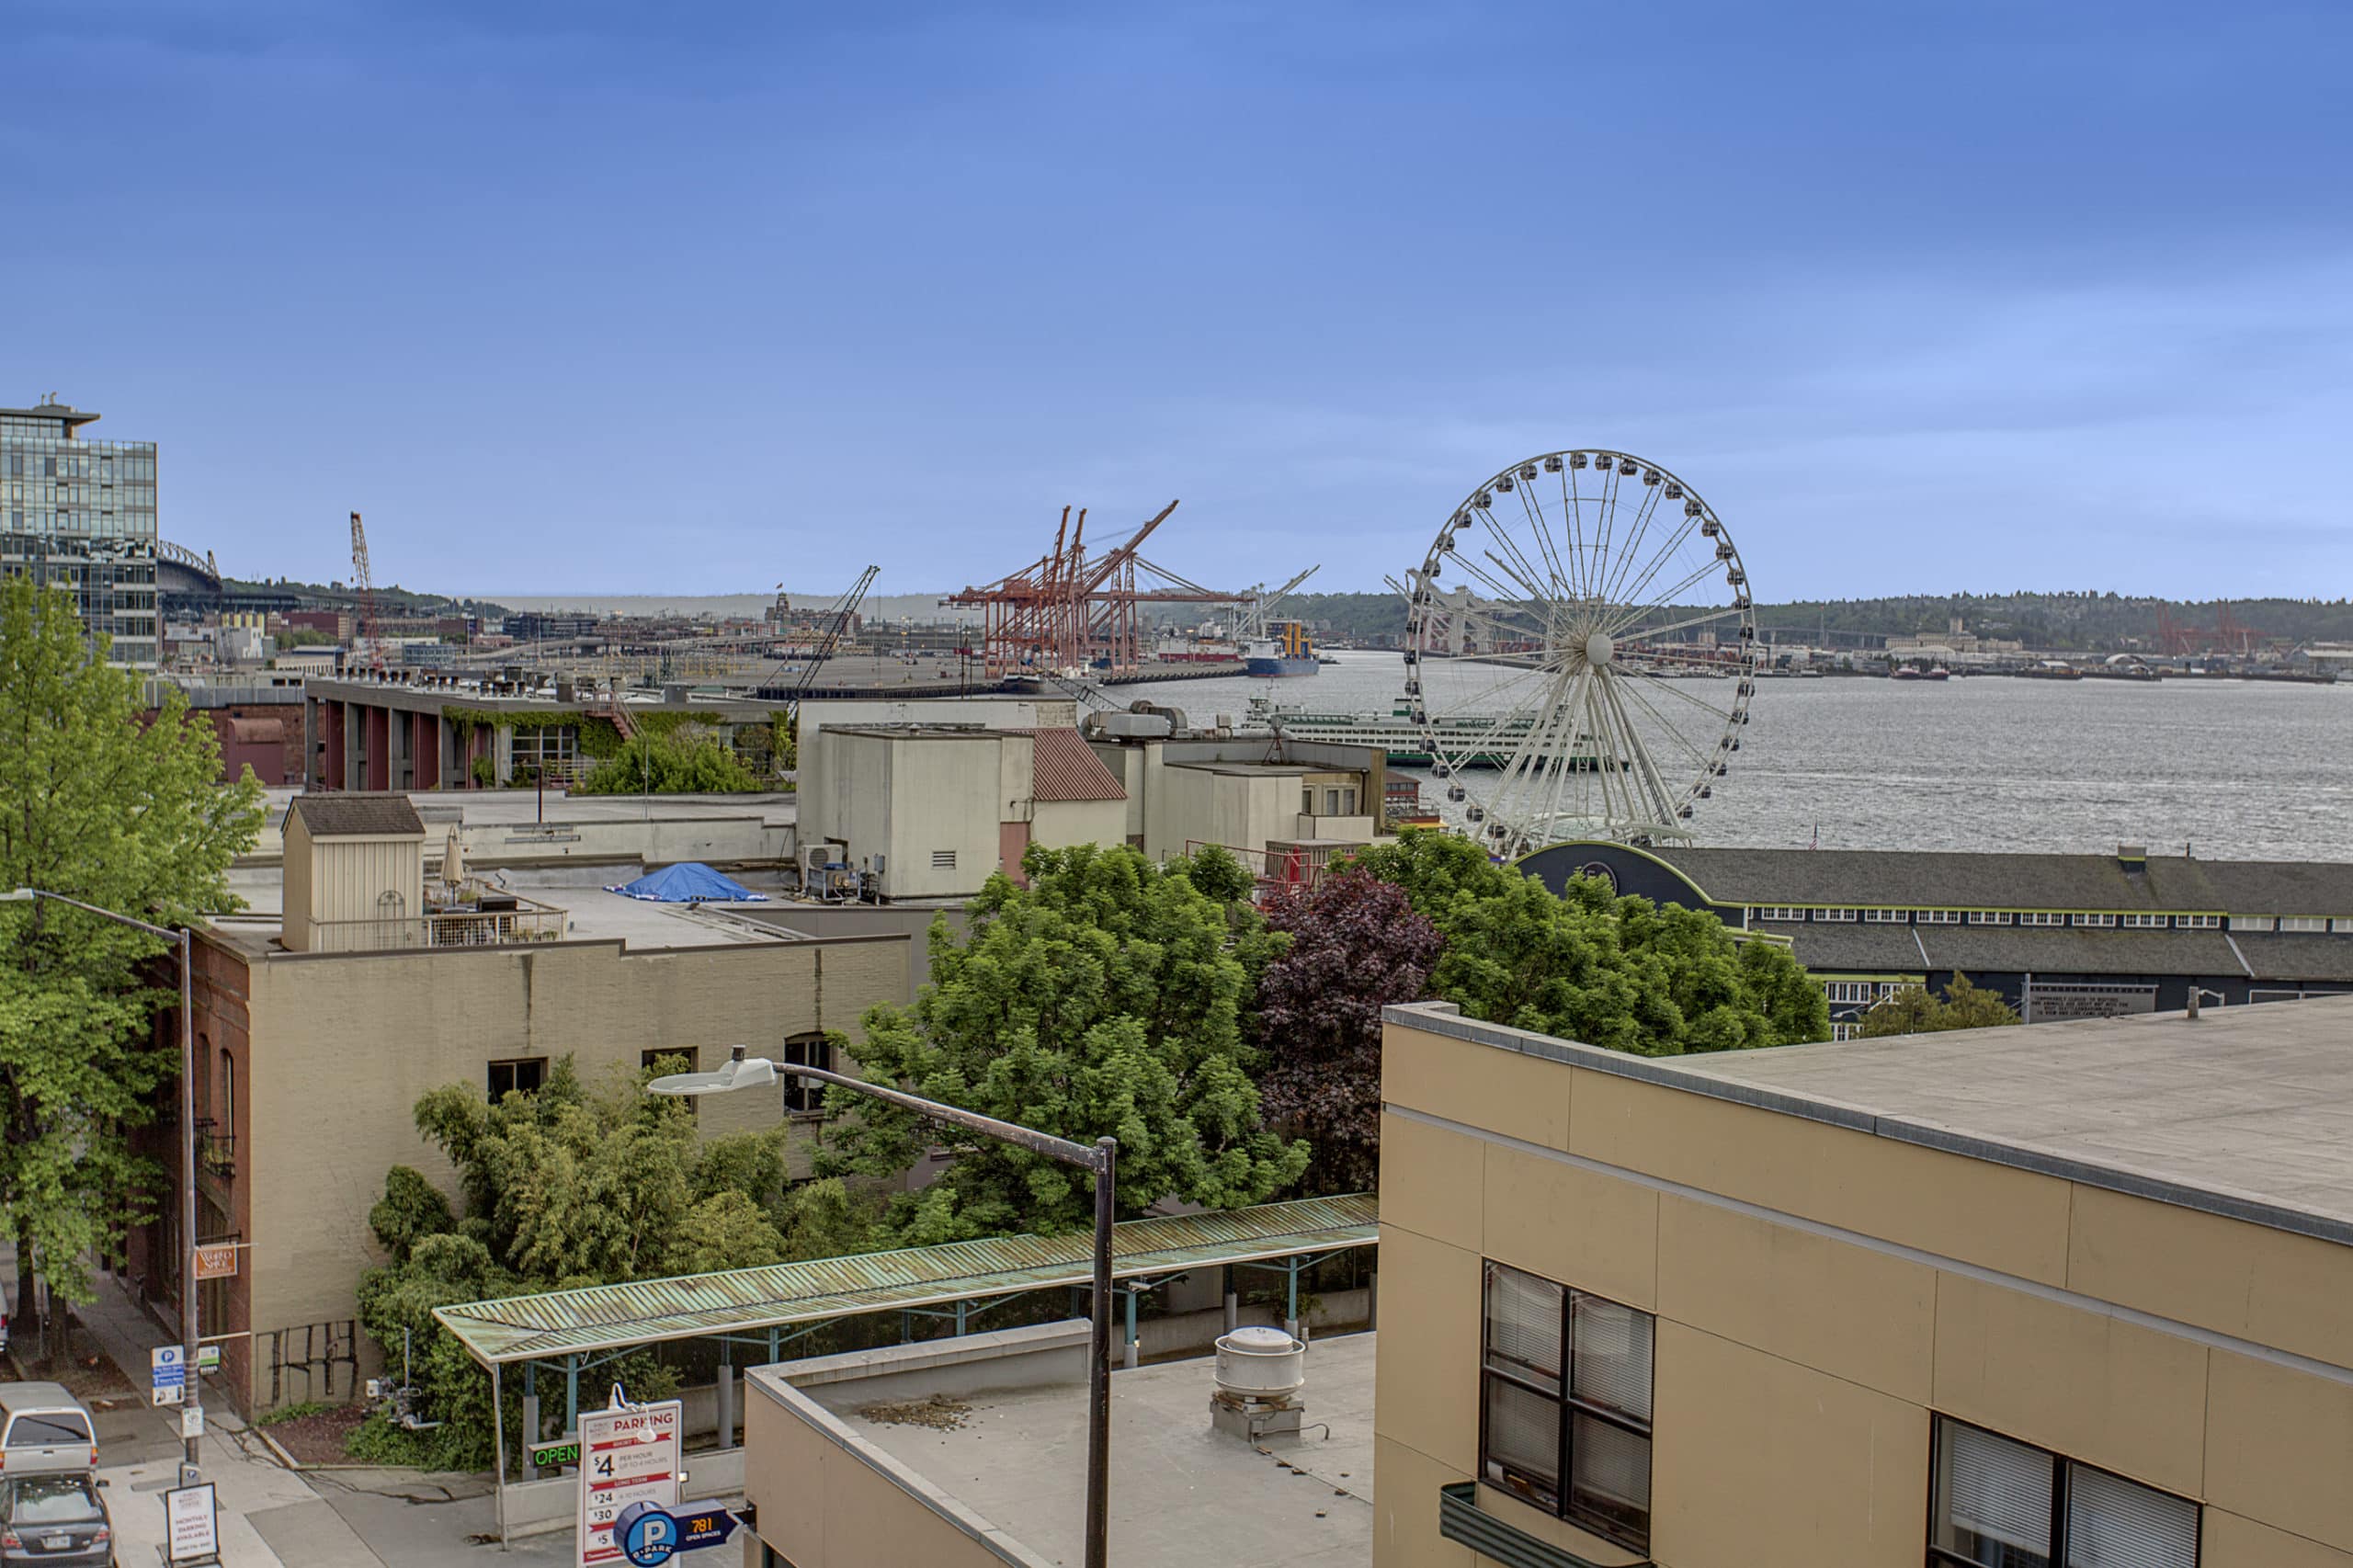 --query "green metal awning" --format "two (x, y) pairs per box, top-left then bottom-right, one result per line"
(435, 1193), (1377, 1368)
